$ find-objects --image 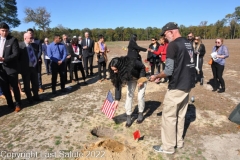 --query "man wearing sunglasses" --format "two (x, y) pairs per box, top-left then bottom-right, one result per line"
(187, 32), (194, 46)
(0, 22), (22, 112)
(150, 22), (196, 154)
